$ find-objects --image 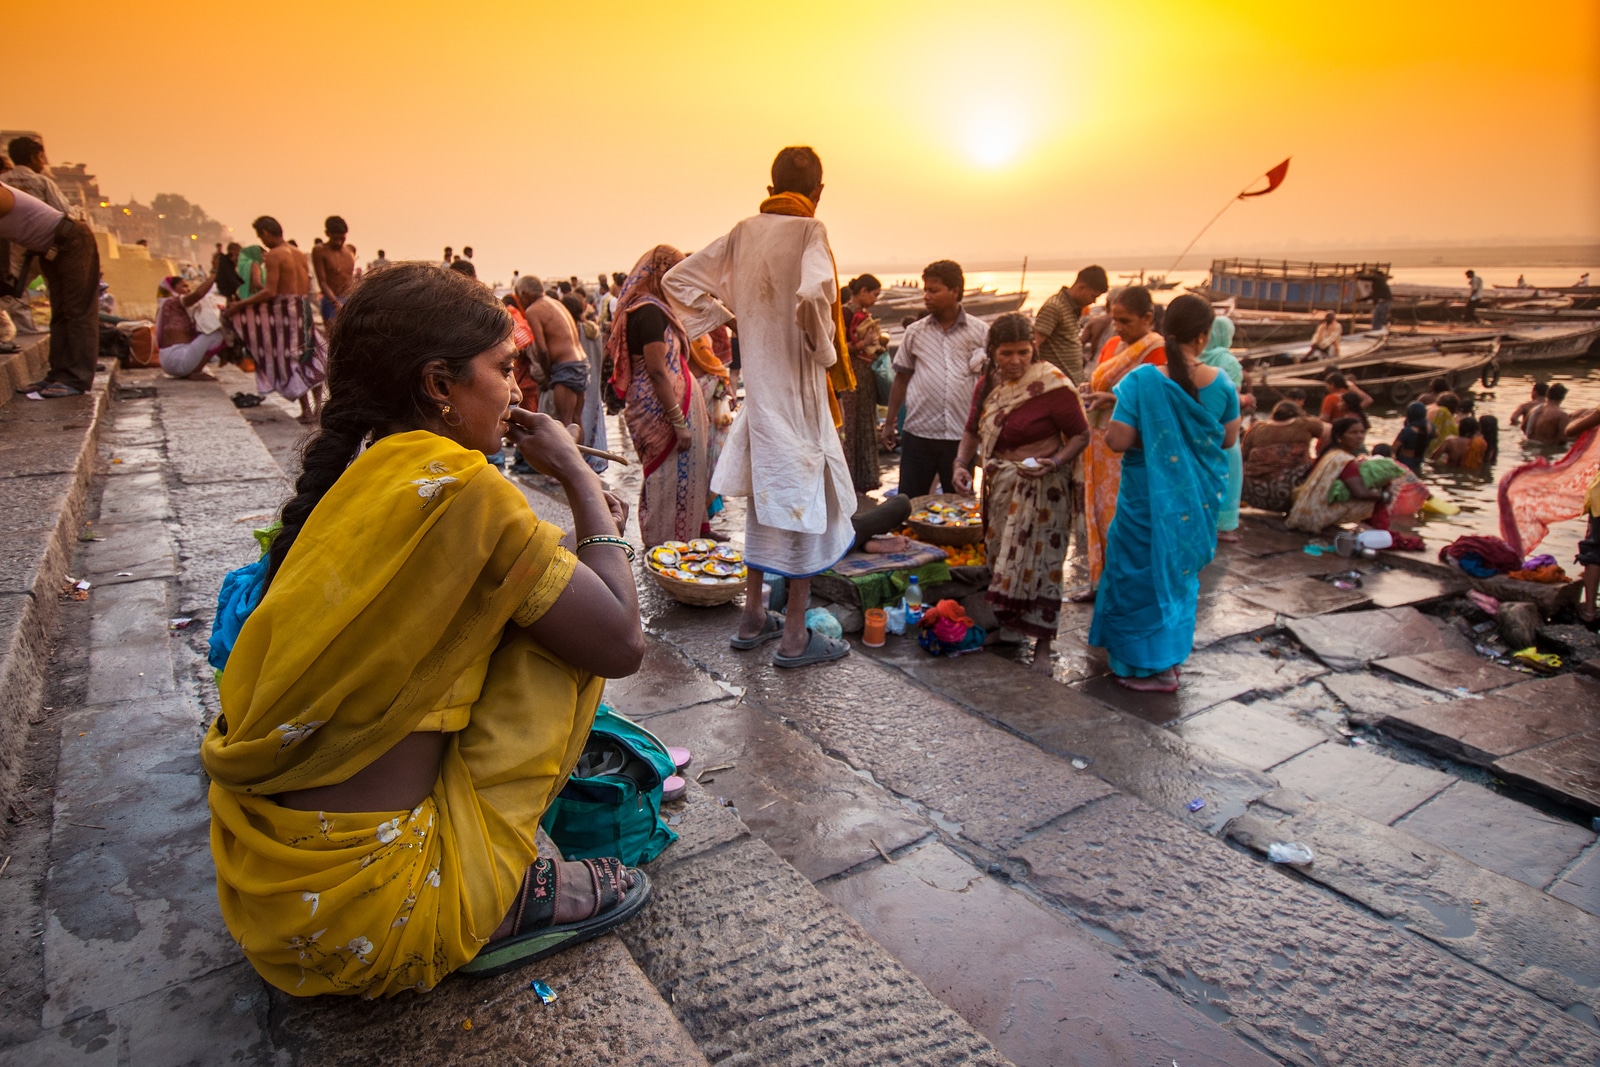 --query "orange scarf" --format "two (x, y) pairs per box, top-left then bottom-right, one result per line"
(758, 192), (855, 427)
(688, 334), (729, 381)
